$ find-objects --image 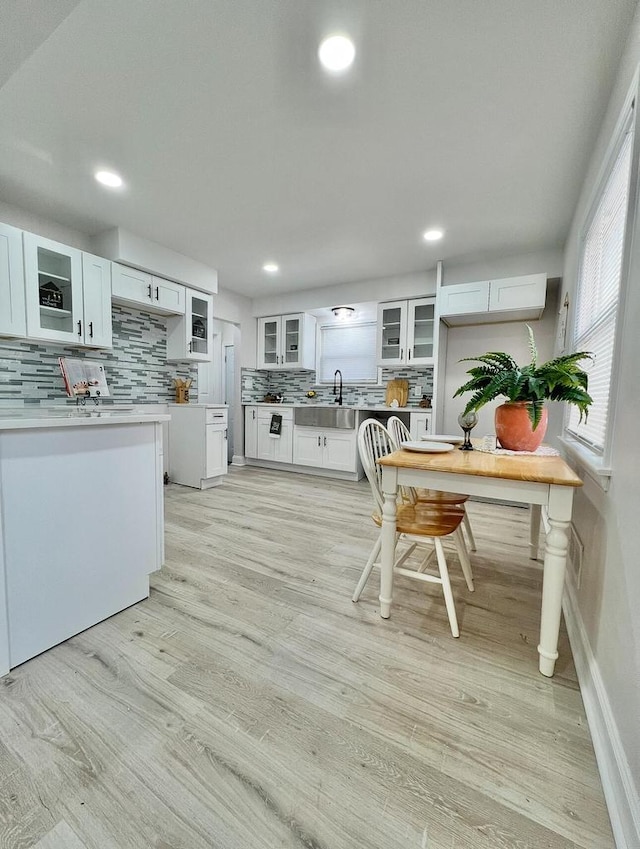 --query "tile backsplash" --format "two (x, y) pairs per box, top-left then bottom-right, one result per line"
(0, 305), (197, 405)
(241, 366), (433, 406)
